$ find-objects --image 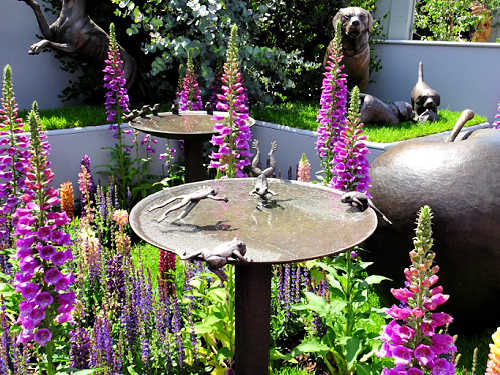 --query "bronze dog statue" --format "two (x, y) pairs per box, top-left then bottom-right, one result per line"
(18, 0), (137, 89)
(410, 61), (440, 122)
(324, 7), (373, 92)
(359, 93), (414, 125)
